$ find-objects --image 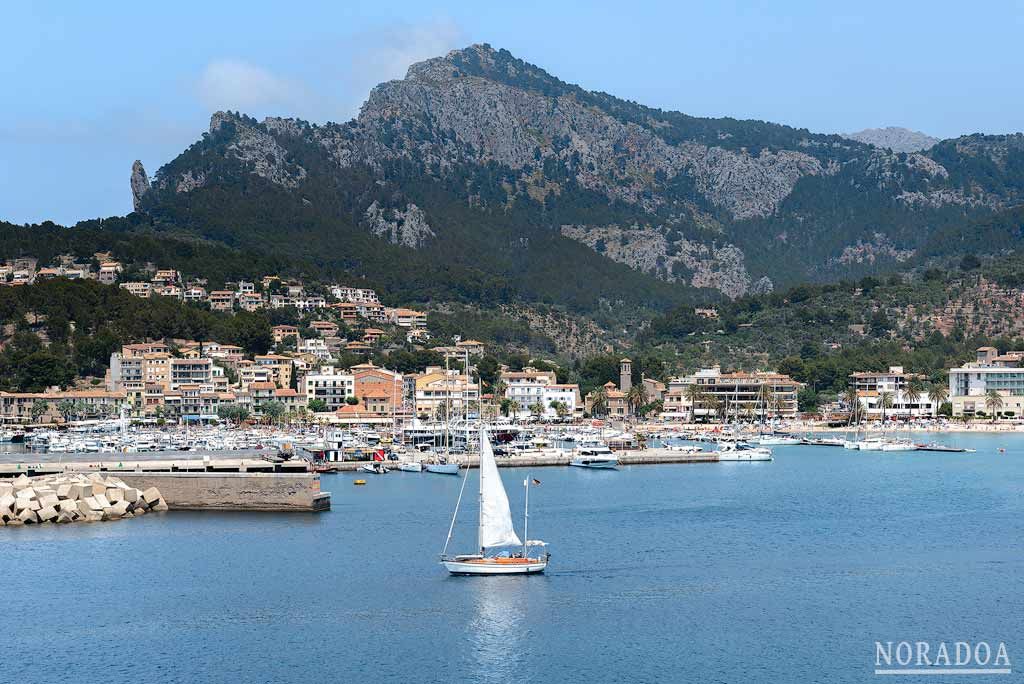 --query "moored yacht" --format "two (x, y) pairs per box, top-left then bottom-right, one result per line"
(717, 442), (773, 461)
